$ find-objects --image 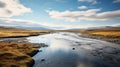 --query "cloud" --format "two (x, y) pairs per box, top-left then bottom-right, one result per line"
(0, 18), (88, 29)
(37, 22), (120, 29)
(78, 0), (97, 4)
(113, 0), (120, 3)
(41, 22), (87, 29)
(0, 18), (119, 30)
(78, 6), (87, 9)
(47, 9), (120, 22)
(0, 18), (44, 27)
(0, 0), (32, 17)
